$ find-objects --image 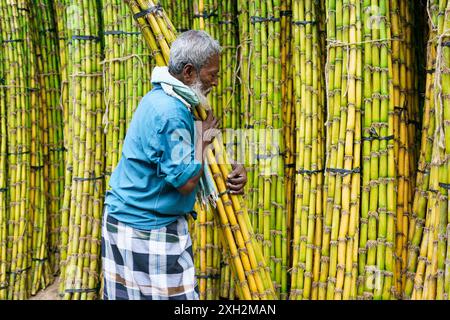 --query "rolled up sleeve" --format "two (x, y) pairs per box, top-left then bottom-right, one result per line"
(143, 114), (202, 189)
